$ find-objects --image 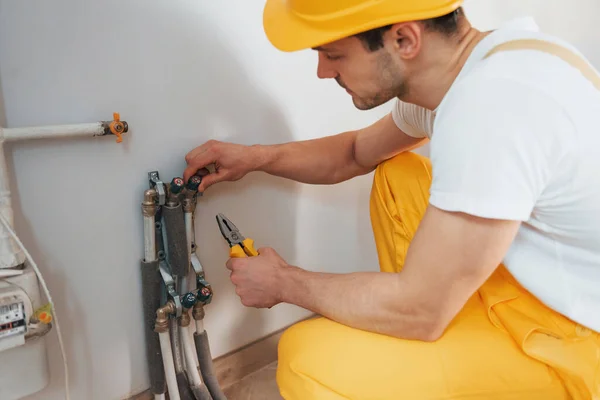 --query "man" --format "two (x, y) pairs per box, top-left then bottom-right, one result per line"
(184, 1), (600, 399)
